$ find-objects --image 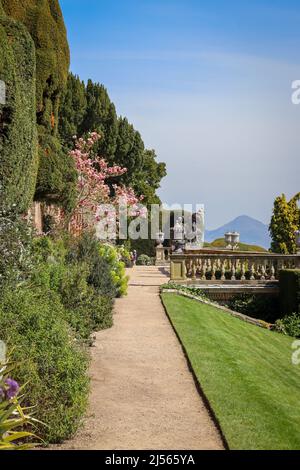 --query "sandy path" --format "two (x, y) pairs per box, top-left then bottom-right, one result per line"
(56, 266), (223, 450)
